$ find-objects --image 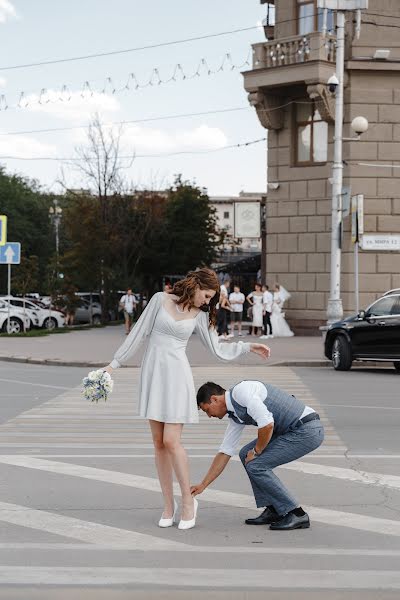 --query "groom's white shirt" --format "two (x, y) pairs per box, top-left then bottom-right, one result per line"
(219, 380), (314, 457)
